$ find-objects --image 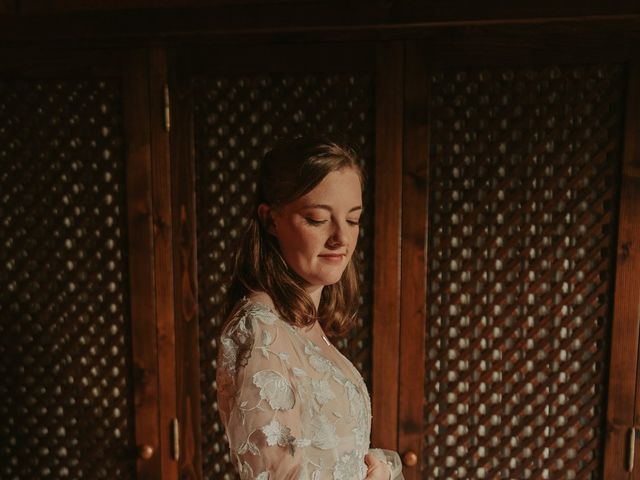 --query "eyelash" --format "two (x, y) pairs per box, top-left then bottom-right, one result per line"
(305, 218), (325, 226)
(304, 218), (360, 227)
